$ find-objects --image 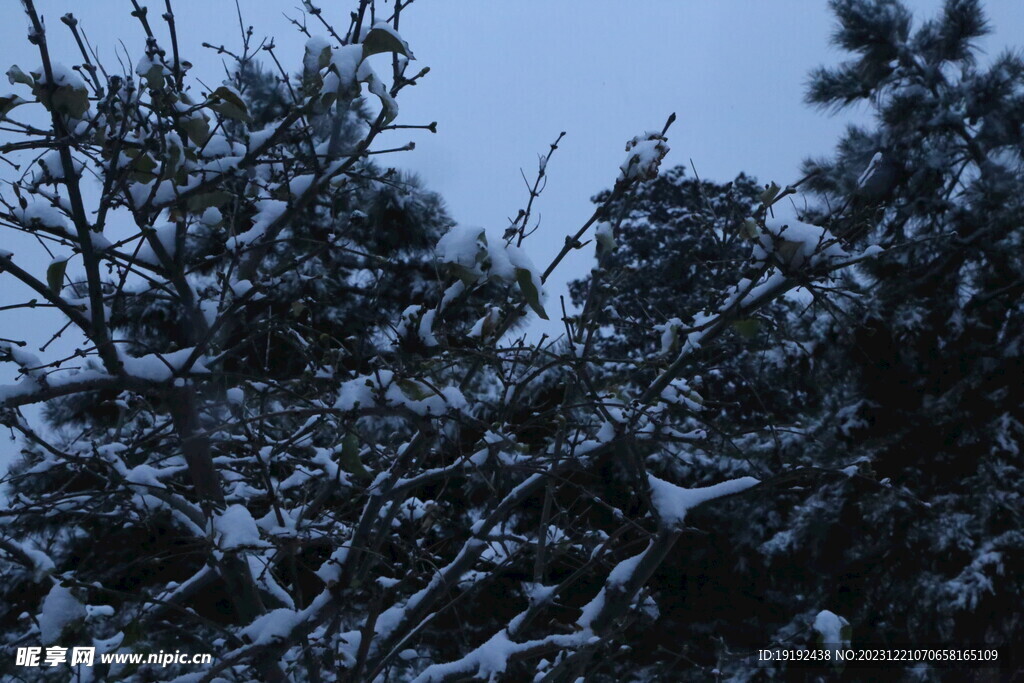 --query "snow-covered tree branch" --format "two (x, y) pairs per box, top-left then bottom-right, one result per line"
(2, 0), (1016, 680)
